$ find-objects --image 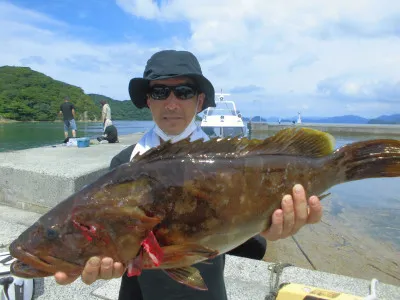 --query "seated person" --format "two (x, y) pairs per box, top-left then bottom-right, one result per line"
(97, 124), (118, 143)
